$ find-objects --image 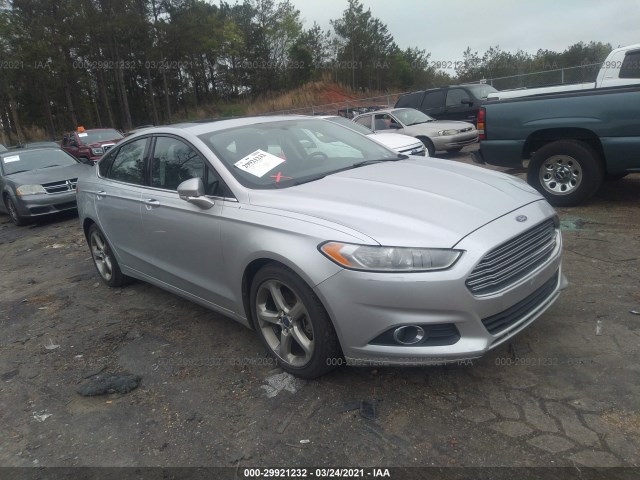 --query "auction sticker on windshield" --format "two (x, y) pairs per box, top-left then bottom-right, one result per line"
(234, 149), (285, 177)
(3, 155), (20, 163)
(78, 133), (88, 137)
